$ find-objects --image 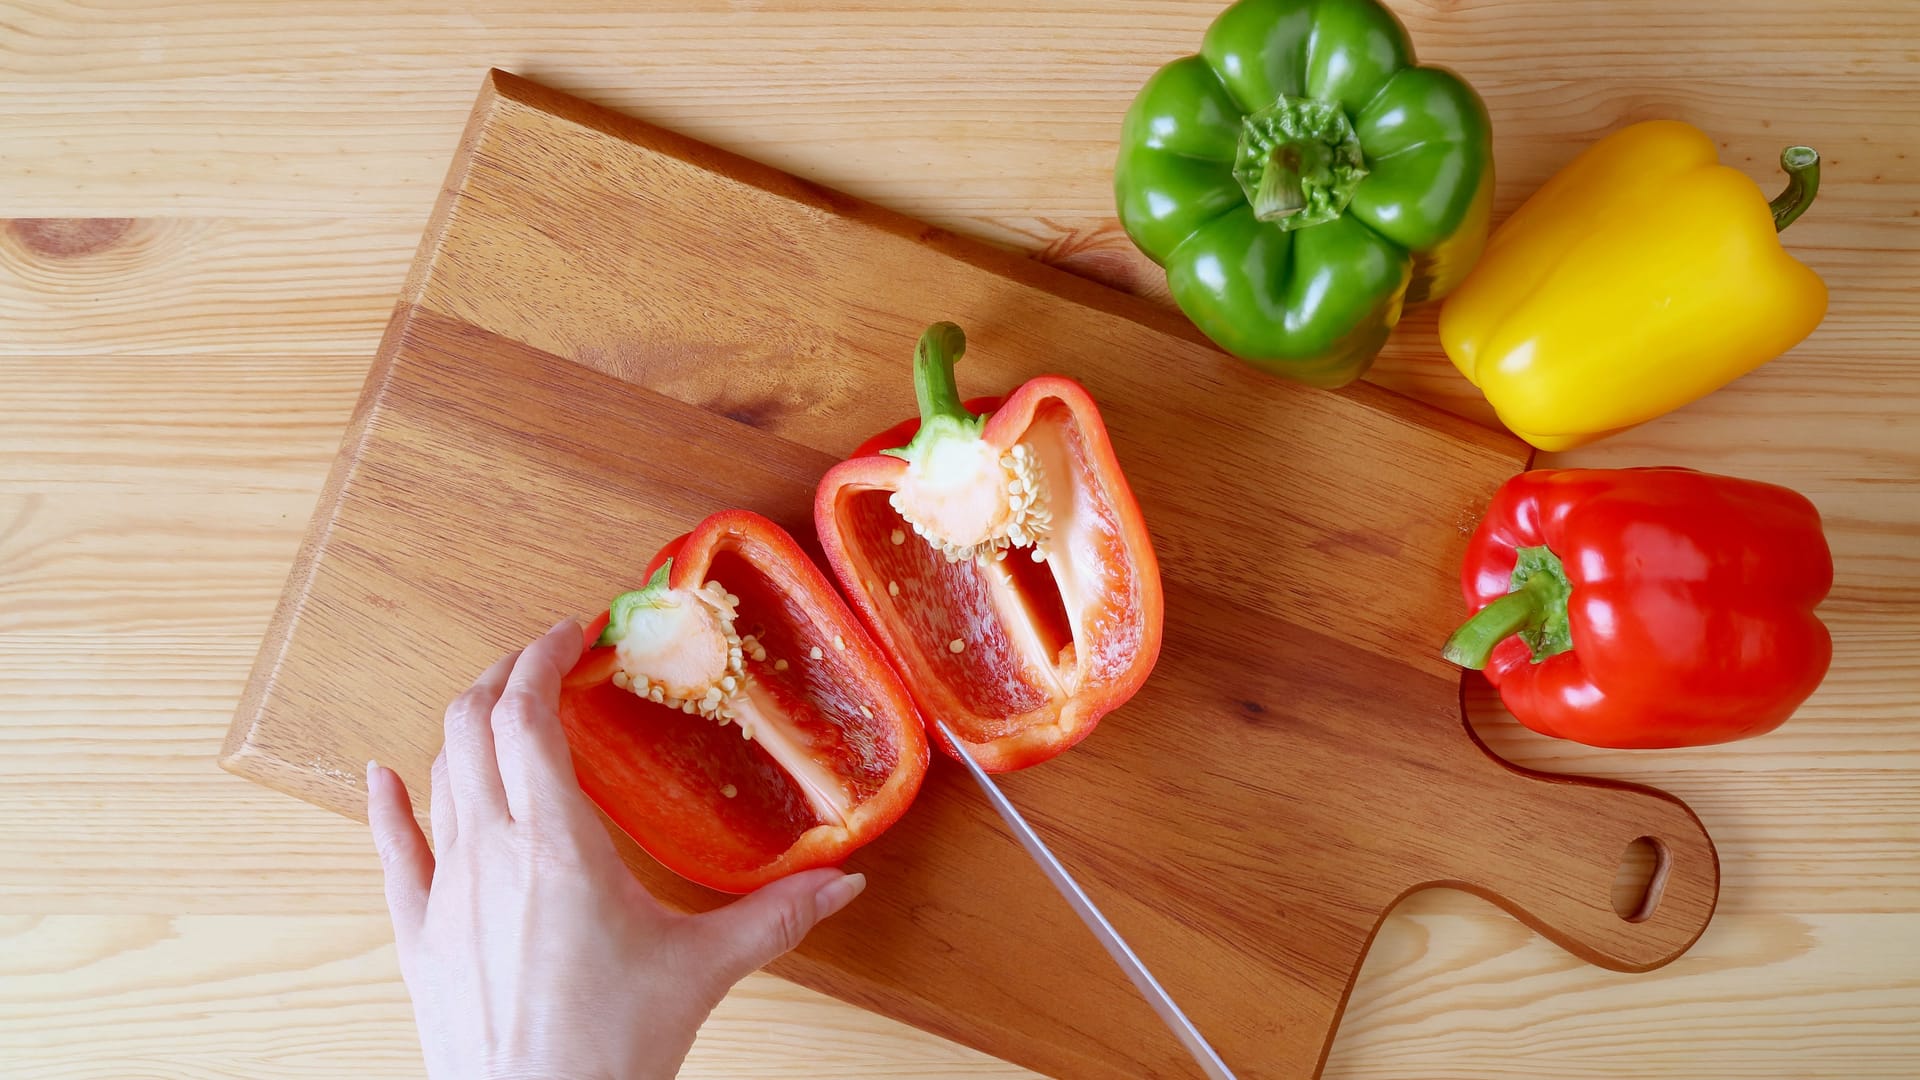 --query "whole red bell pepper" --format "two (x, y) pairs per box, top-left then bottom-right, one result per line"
(1443, 467), (1833, 748)
(559, 510), (928, 893)
(814, 323), (1164, 772)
